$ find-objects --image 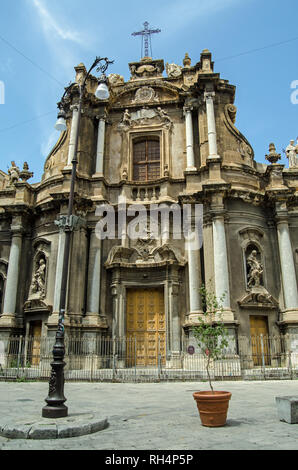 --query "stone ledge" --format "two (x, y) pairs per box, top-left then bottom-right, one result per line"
(0, 412), (108, 439)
